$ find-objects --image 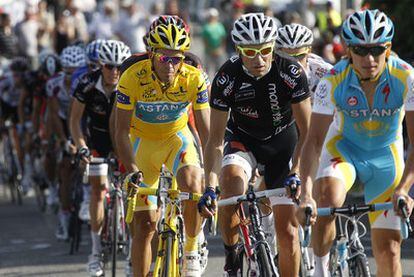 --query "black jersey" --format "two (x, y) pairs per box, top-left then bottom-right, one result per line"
(73, 70), (116, 155)
(210, 54), (310, 141)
